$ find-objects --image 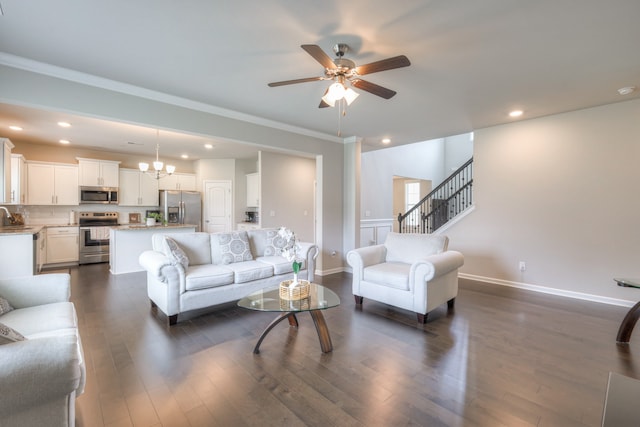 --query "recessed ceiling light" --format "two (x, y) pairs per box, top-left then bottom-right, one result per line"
(204, 144), (213, 149)
(181, 154), (189, 159)
(382, 138), (391, 144)
(9, 125), (23, 131)
(57, 121), (71, 128)
(59, 139), (70, 144)
(618, 86), (636, 95)
(509, 110), (523, 118)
